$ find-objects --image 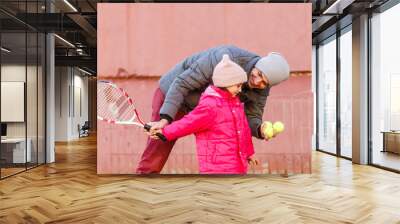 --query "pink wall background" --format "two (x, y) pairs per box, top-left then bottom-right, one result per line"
(97, 3), (313, 174)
